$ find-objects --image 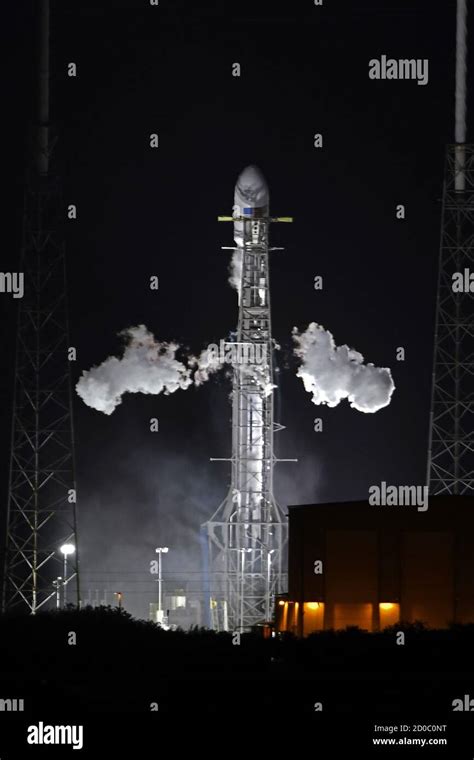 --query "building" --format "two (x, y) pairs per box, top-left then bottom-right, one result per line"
(149, 587), (203, 630)
(276, 495), (474, 635)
